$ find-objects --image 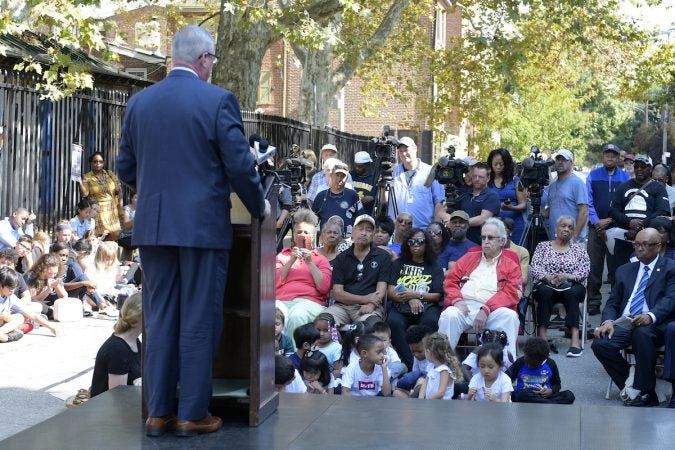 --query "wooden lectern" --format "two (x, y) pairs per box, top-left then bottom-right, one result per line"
(209, 194), (278, 426)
